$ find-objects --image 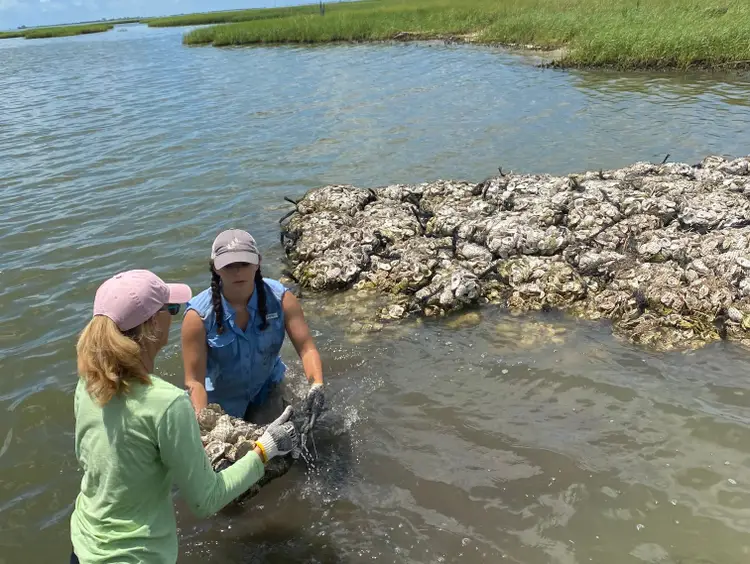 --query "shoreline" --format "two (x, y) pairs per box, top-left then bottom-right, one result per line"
(278, 154), (750, 352)
(0, 23), (115, 40)
(182, 33), (750, 72)
(179, 0), (750, 72)
(5, 1), (750, 71)
(180, 36), (750, 73)
(182, 33), (750, 73)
